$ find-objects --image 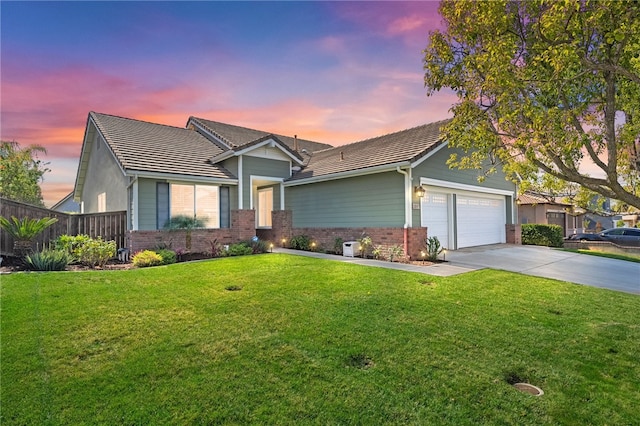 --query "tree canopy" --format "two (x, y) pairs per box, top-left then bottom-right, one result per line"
(423, 0), (640, 210)
(0, 141), (50, 206)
